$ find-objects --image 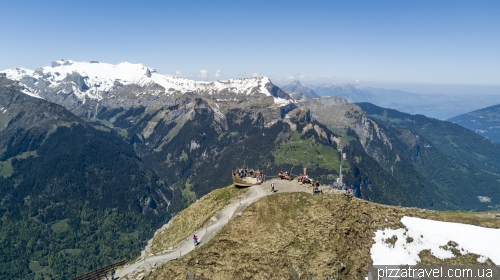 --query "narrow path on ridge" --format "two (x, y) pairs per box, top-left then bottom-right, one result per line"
(116, 179), (341, 278)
